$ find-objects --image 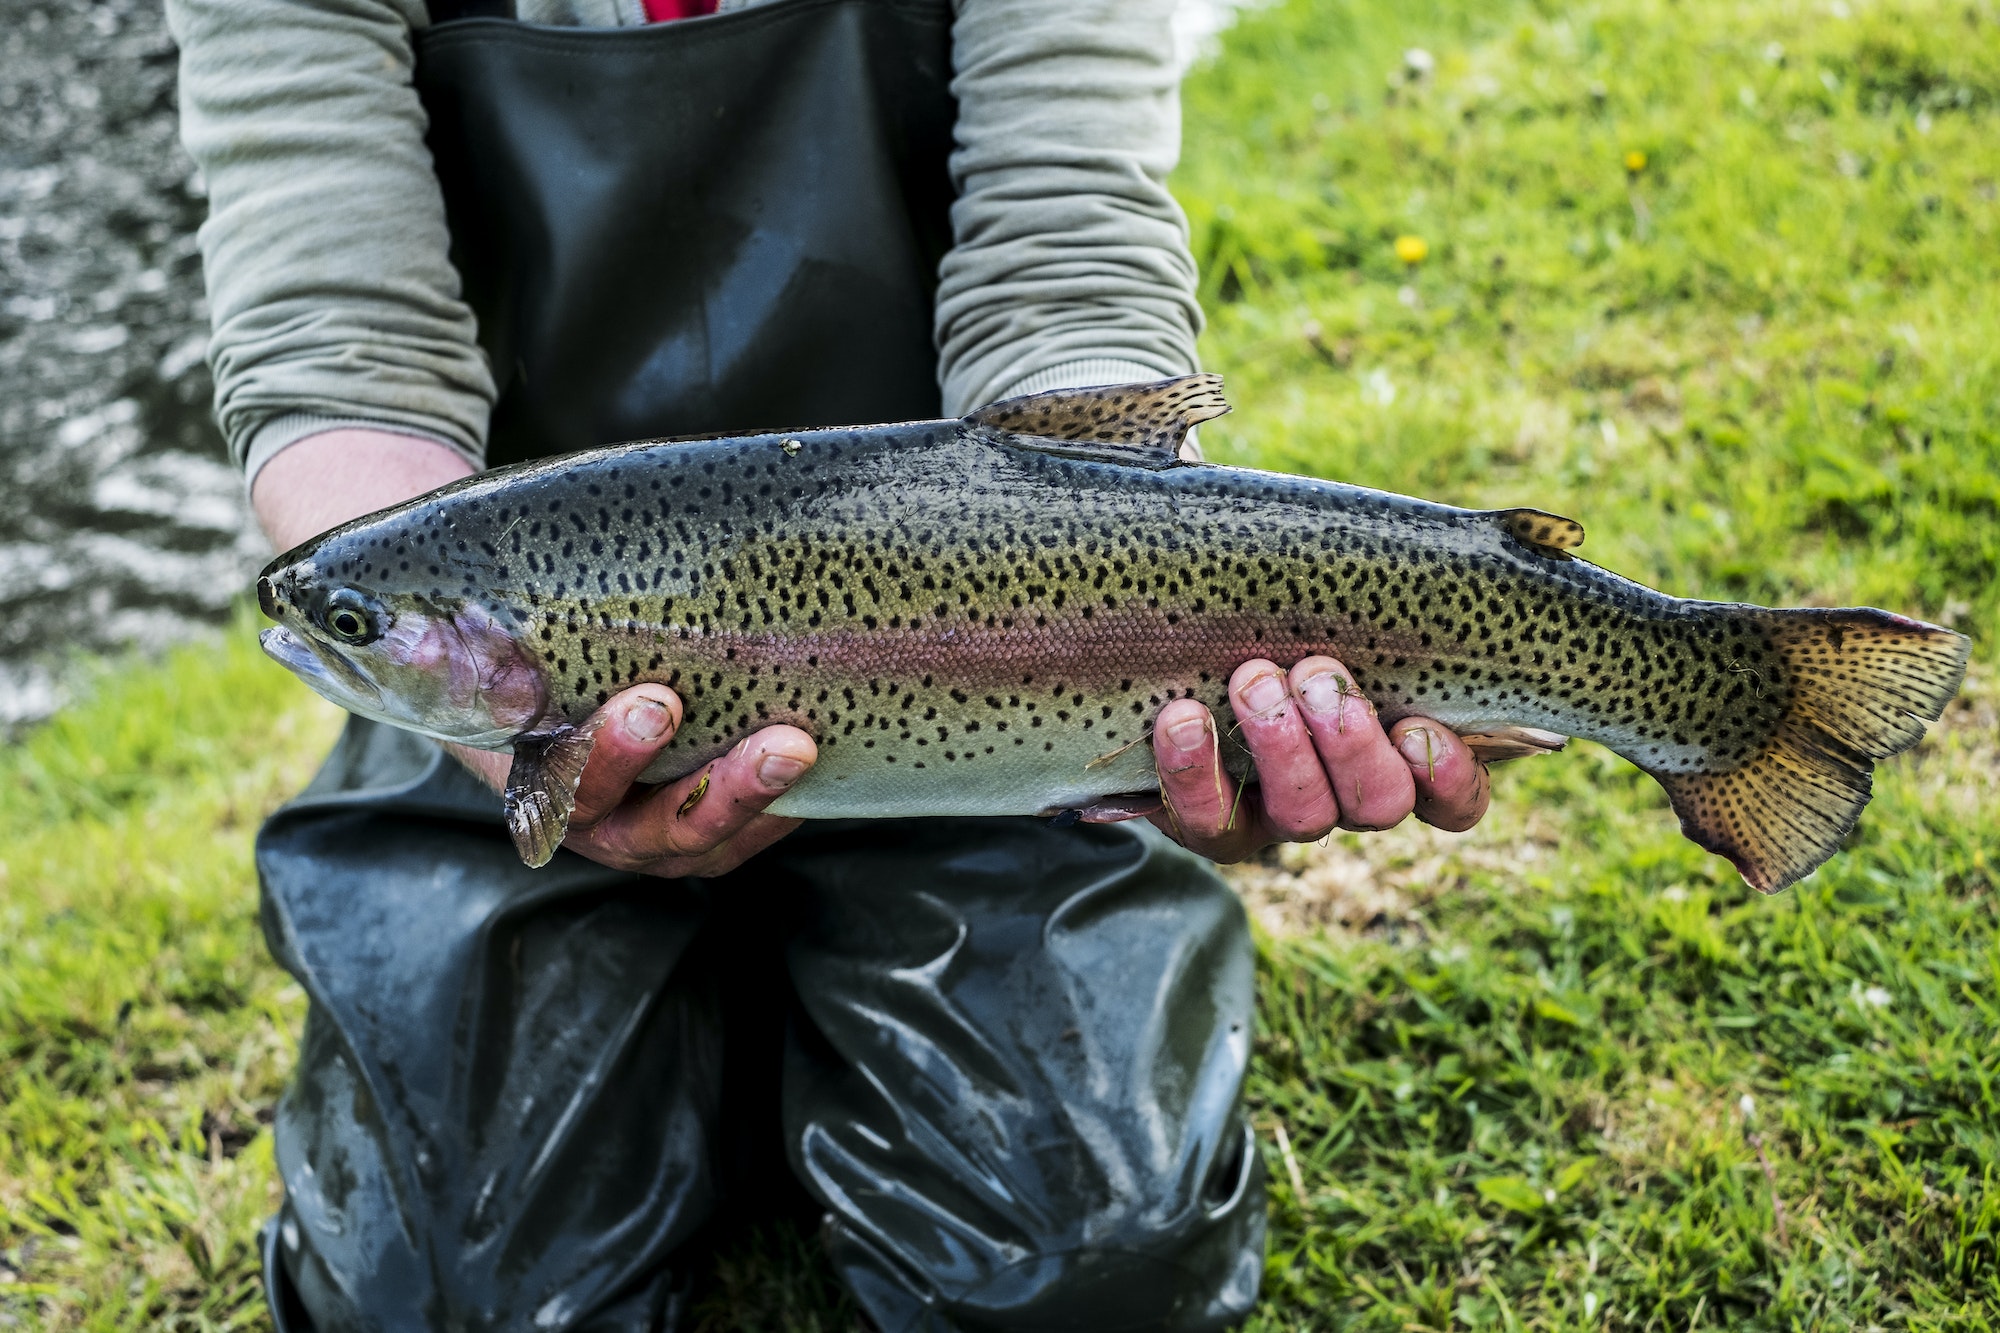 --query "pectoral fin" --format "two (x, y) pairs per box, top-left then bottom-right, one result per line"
(503, 719), (604, 868)
(966, 374), (1230, 464)
(1041, 792), (1168, 825)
